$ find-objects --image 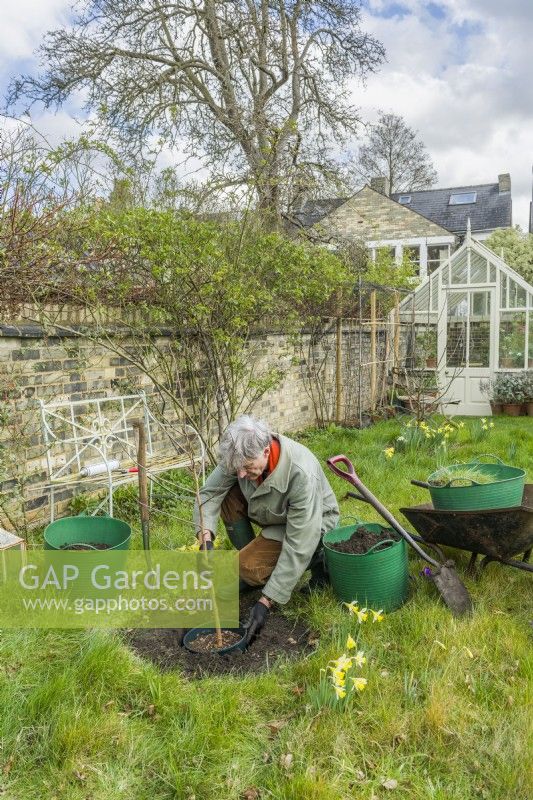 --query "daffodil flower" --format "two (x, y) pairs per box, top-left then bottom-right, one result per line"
(330, 671), (346, 686)
(344, 601), (359, 615)
(371, 609), (384, 623)
(354, 650), (366, 668)
(356, 608), (368, 624)
(383, 447), (395, 459)
(333, 685), (346, 699)
(333, 654), (353, 671)
(352, 677), (368, 692)
(458, 421), (465, 428)
(346, 634), (357, 650)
